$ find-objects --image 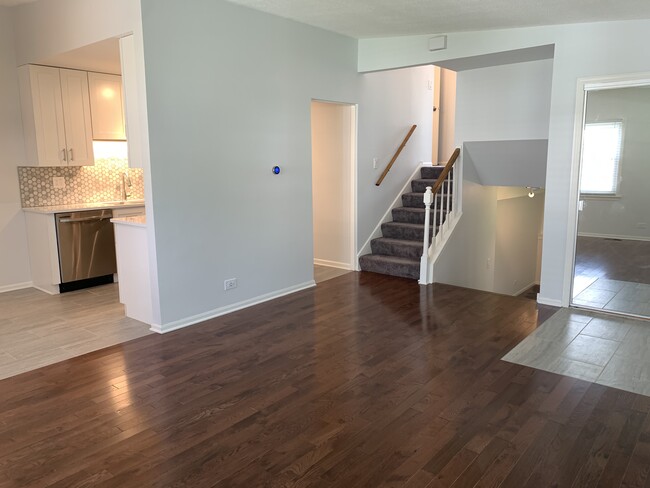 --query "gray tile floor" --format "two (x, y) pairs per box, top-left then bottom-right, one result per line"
(0, 284), (152, 381)
(503, 307), (650, 396)
(573, 278), (650, 317)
